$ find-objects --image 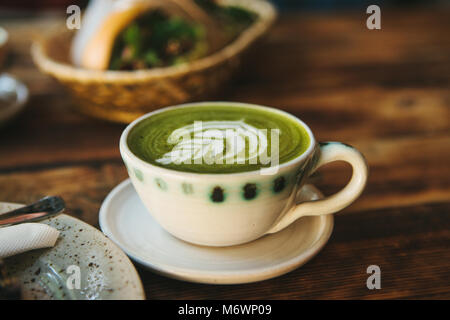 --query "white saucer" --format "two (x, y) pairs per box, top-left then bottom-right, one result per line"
(99, 179), (333, 284)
